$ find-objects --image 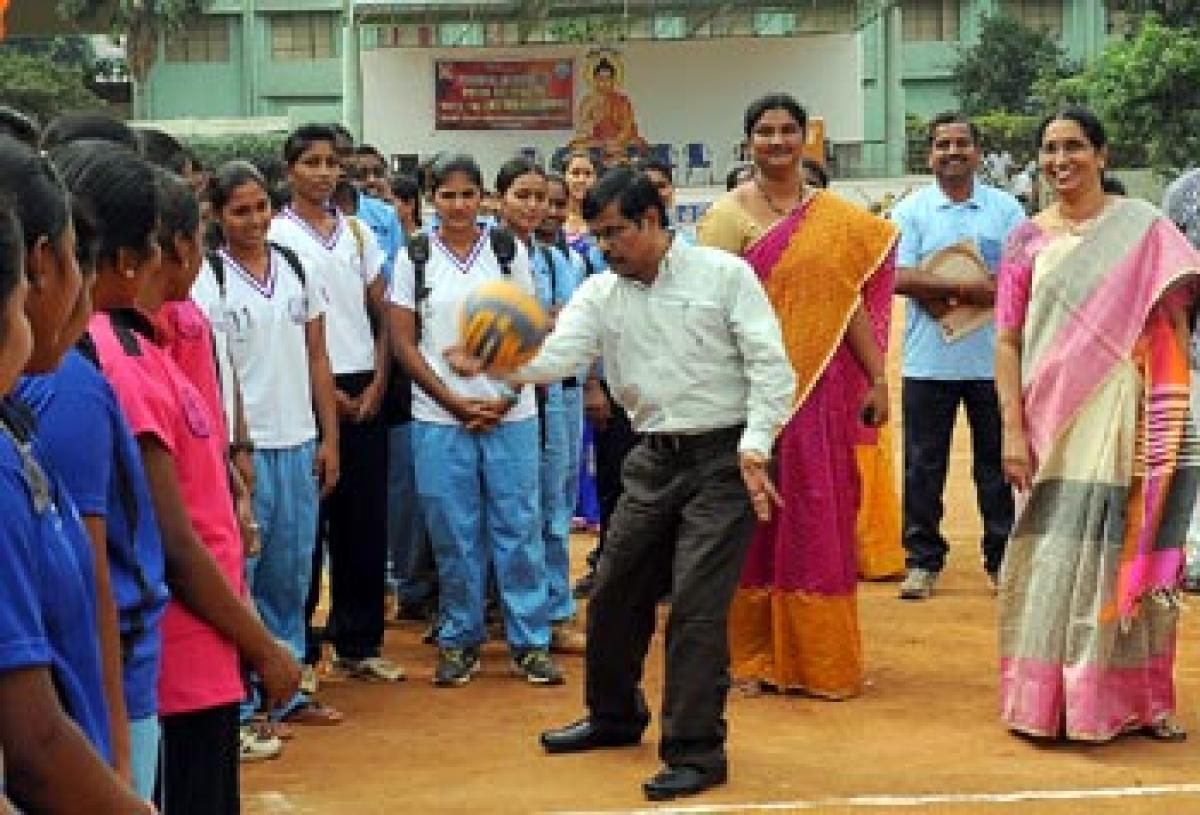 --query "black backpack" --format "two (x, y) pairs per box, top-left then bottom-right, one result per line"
(408, 226), (517, 340)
